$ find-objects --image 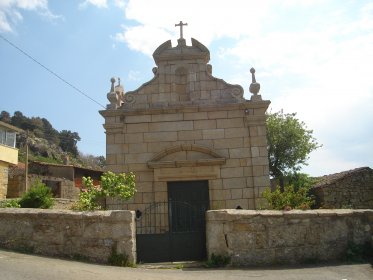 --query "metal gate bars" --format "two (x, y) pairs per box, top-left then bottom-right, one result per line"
(136, 200), (207, 263)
